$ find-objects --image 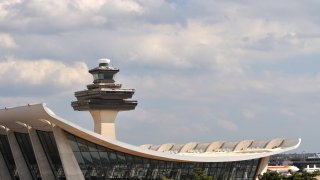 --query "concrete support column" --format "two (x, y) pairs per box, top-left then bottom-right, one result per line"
(52, 125), (84, 180)
(90, 110), (118, 139)
(0, 150), (12, 180)
(7, 130), (33, 180)
(28, 128), (55, 180)
(255, 156), (270, 180)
